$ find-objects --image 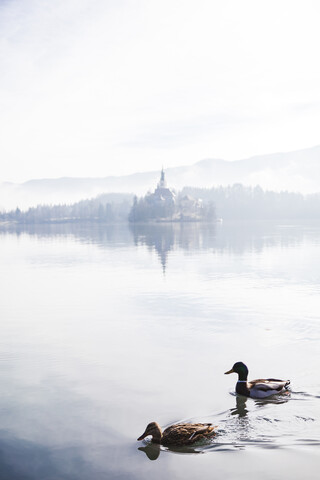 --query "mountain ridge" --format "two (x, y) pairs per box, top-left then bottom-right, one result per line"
(1, 145), (319, 210)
